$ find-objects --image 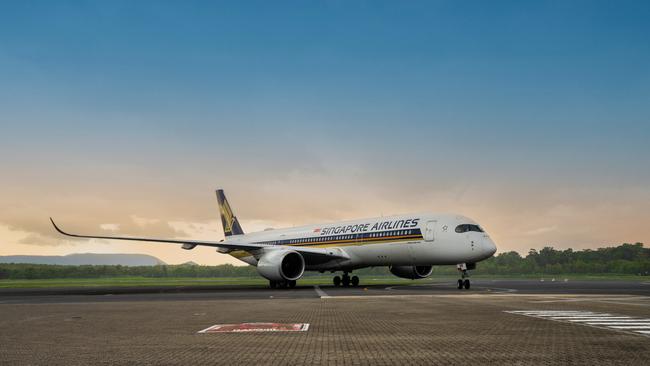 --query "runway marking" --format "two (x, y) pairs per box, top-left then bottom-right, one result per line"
(586, 322), (650, 326)
(384, 283), (518, 294)
(313, 285), (330, 298)
(324, 294), (627, 300)
(531, 296), (650, 307)
(481, 286), (518, 293)
(553, 316), (630, 322)
(198, 322), (310, 333)
(534, 296), (650, 303)
(506, 310), (650, 338)
(384, 283), (449, 291)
